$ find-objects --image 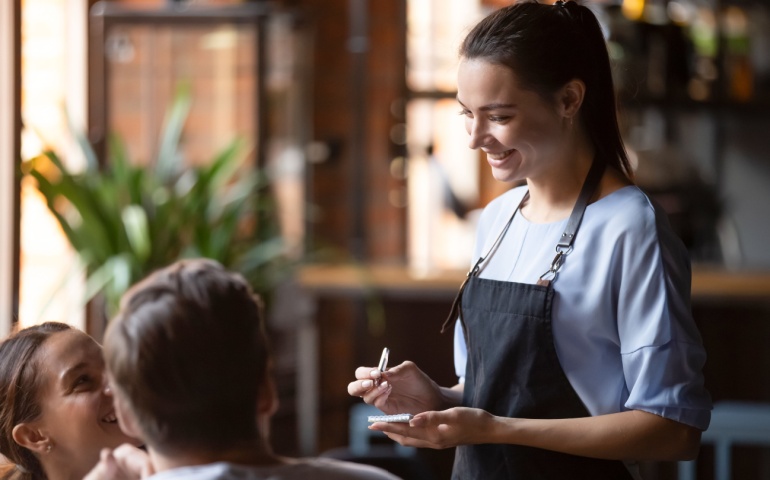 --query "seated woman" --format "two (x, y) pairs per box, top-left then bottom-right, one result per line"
(0, 322), (138, 479)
